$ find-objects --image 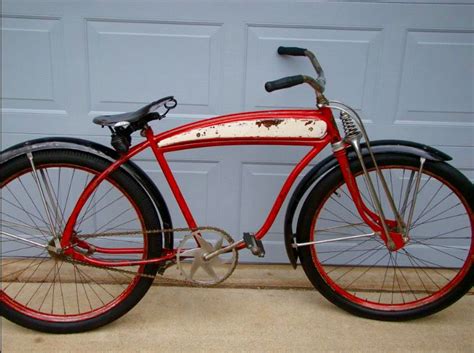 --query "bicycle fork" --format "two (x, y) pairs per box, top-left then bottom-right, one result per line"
(331, 138), (425, 251)
(332, 143), (398, 250)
